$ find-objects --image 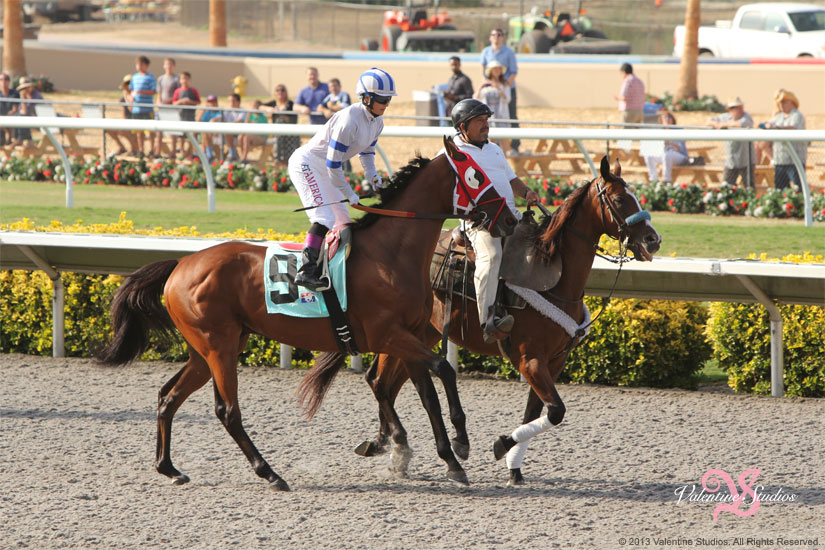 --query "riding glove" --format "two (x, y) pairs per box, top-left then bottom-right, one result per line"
(365, 170), (384, 190)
